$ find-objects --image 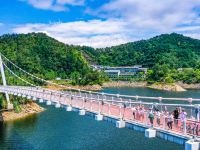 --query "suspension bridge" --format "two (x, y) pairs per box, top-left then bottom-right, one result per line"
(0, 53), (199, 150)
